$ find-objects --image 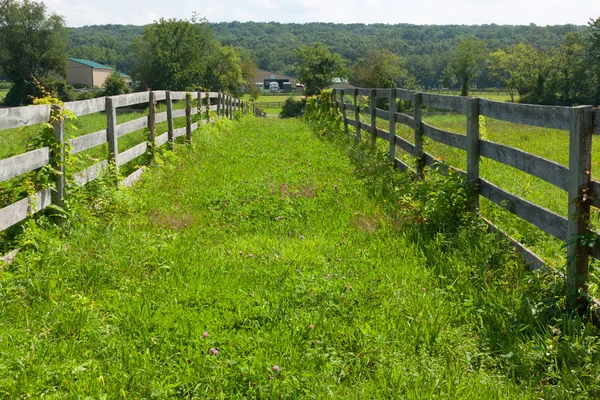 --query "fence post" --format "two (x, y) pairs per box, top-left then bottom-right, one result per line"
(413, 92), (424, 177)
(51, 105), (65, 211)
(106, 97), (119, 180)
(166, 91), (174, 149)
(388, 88), (396, 163)
(185, 93), (192, 143)
(148, 91), (156, 160)
(341, 89), (348, 134)
(370, 89), (377, 145)
(354, 88), (360, 144)
(567, 105), (594, 312)
(229, 95), (233, 120)
(466, 98), (480, 211)
(206, 91), (211, 123)
(217, 92), (221, 117)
